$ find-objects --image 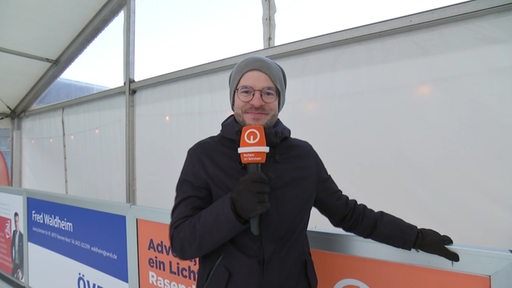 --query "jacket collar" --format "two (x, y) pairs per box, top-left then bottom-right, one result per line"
(220, 115), (291, 147)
